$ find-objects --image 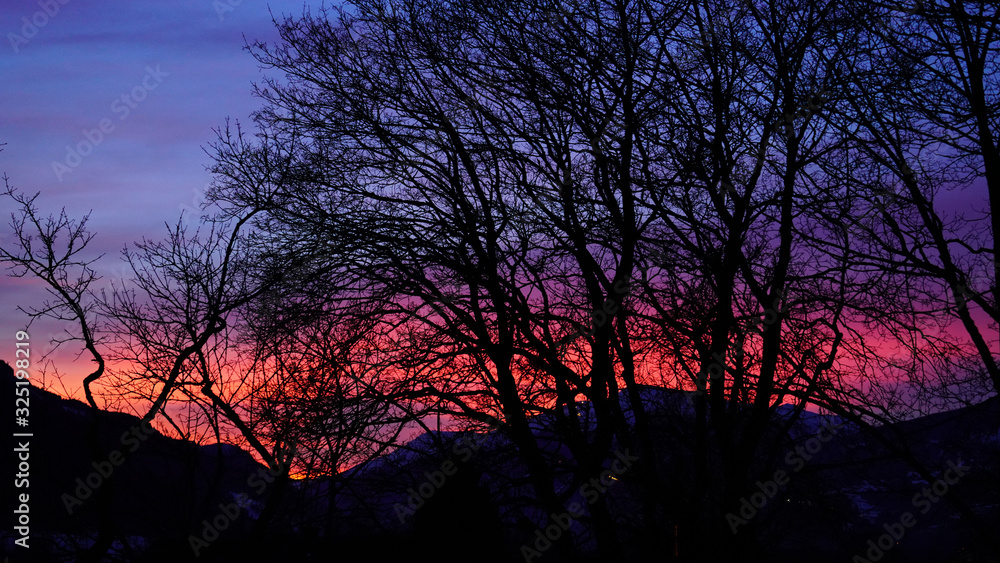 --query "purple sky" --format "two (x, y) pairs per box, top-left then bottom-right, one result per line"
(1, 1), (993, 405)
(1, 0), (308, 397)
